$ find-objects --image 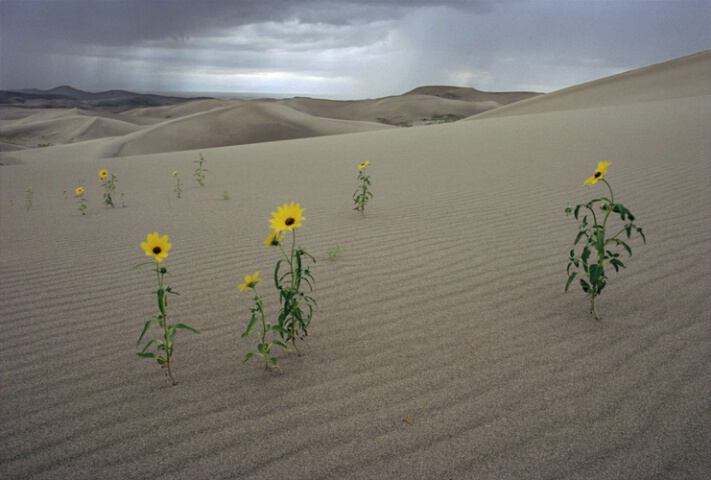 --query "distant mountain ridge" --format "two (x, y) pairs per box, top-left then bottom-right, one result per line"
(0, 86), (213, 111)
